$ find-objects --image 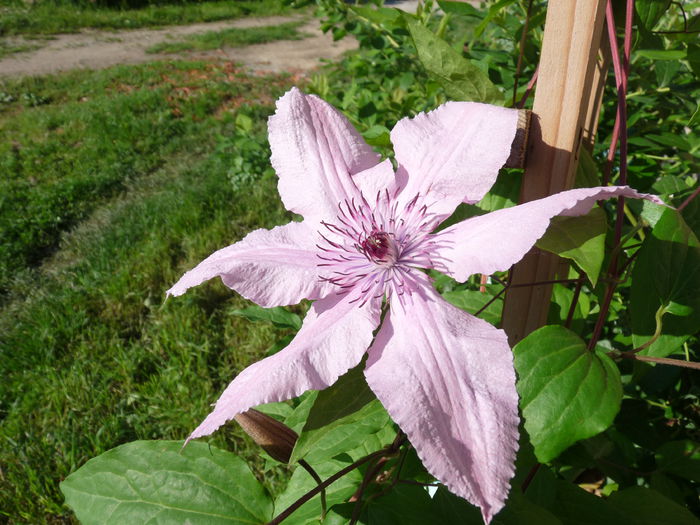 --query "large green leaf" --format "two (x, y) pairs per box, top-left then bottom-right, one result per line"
(60, 440), (273, 525)
(607, 487), (700, 525)
(655, 440), (700, 482)
(290, 364), (394, 465)
(513, 326), (622, 463)
(330, 485), (436, 525)
(536, 207), (607, 286)
(405, 18), (502, 103)
(434, 486), (561, 525)
(631, 208), (700, 357)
